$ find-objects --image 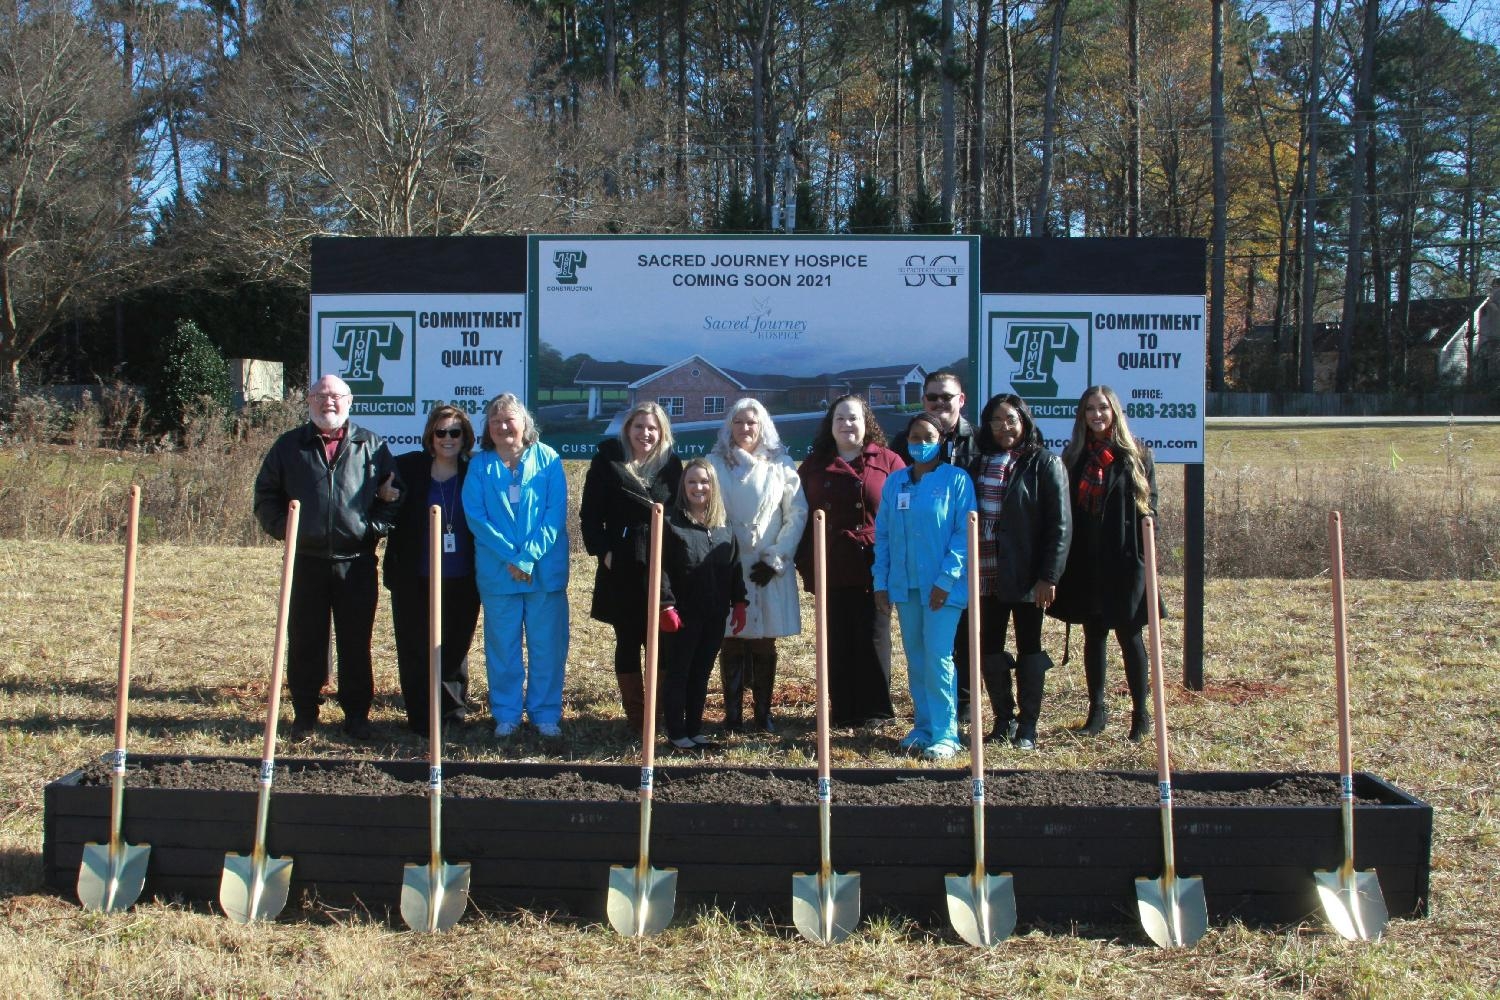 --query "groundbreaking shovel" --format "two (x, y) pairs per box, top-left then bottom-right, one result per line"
(792, 510), (861, 944)
(1314, 510), (1388, 942)
(607, 502), (677, 936)
(220, 498), (299, 924)
(945, 512), (1016, 946)
(78, 484), (151, 912)
(1134, 515), (1208, 949)
(402, 505), (473, 932)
